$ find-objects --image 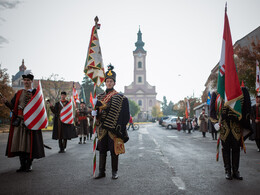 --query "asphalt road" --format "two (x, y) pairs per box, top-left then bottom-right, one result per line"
(0, 124), (259, 195)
